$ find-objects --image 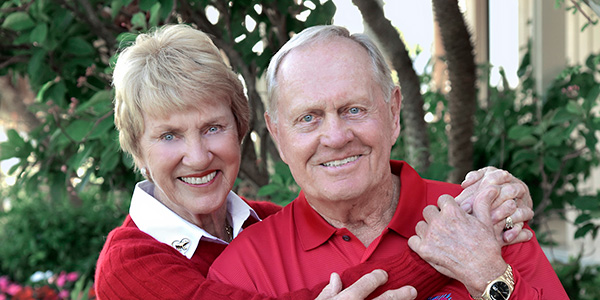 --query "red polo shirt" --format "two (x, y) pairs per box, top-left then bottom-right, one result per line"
(208, 161), (460, 298)
(209, 160), (569, 299)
